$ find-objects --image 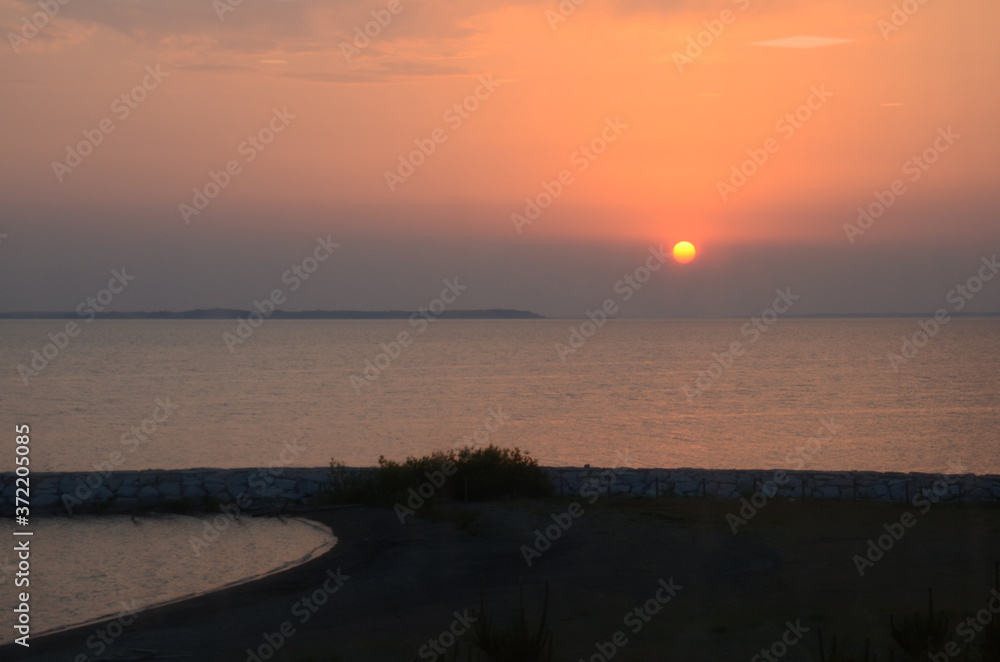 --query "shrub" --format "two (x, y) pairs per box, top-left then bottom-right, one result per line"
(974, 561), (1000, 661)
(327, 445), (552, 505)
(325, 460), (376, 504)
(889, 587), (950, 657)
(452, 445), (552, 501)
